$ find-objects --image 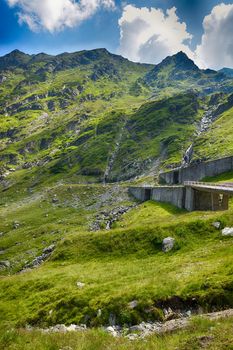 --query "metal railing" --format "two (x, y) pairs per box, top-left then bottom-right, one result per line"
(184, 181), (233, 189)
